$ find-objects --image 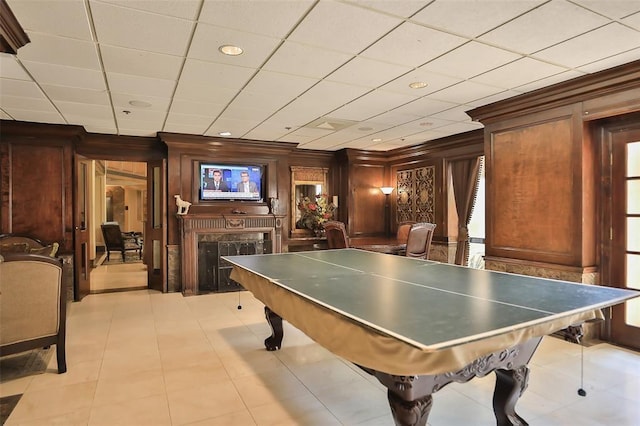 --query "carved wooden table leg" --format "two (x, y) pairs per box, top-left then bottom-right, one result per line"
(264, 307), (284, 351)
(361, 337), (543, 426)
(493, 366), (530, 426)
(387, 389), (433, 426)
